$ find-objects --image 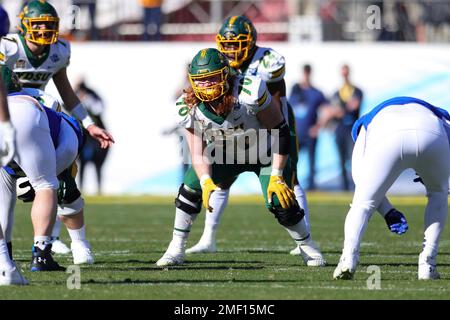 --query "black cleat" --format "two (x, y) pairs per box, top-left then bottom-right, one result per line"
(30, 244), (66, 272)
